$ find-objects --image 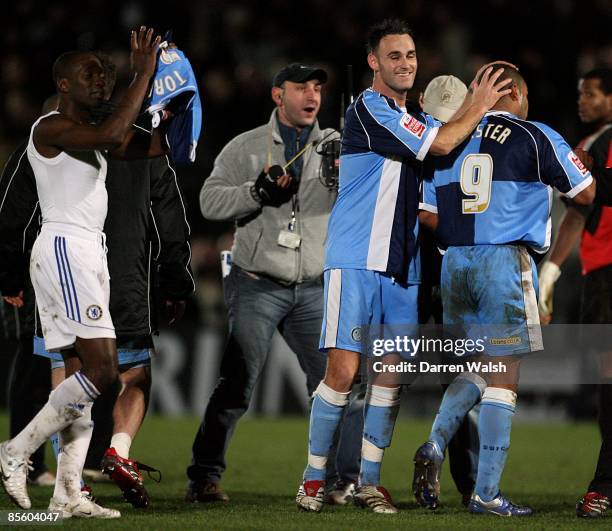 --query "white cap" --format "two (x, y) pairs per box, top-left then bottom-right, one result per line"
(422, 75), (468, 123)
